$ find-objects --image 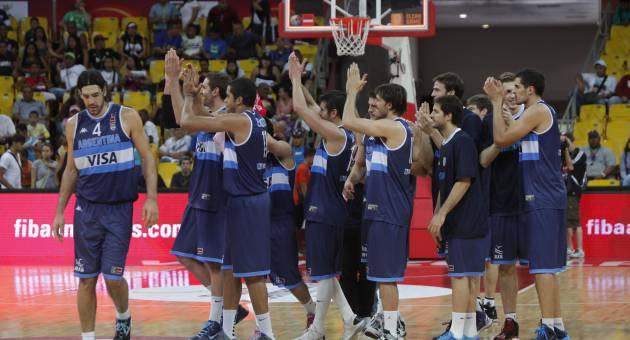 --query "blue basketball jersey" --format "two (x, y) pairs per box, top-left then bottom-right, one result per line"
(305, 127), (355, 226)
(519, 100), (567, 211)
(364, 118), (415, 227)
(189, 132), (224, 211)
(73, 103), (138, 203)
(223, 110), (268, 196)
(264, 156), (295, 217)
